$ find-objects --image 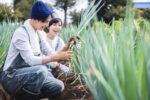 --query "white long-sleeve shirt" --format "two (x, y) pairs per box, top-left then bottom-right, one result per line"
(3, 19), (53, 71)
